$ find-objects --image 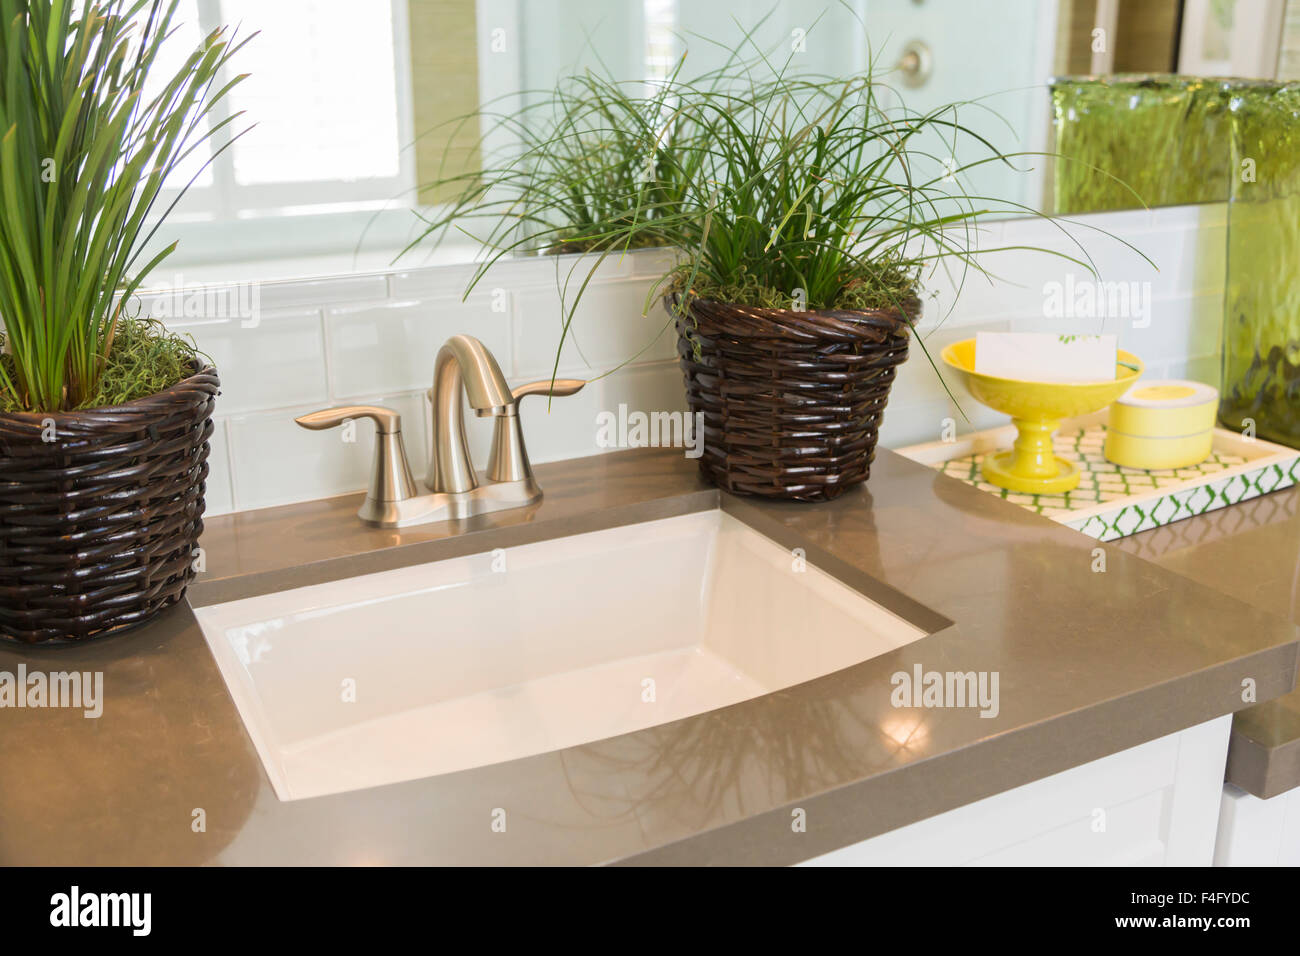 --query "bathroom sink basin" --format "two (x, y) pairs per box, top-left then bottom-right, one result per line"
(195, 511), (927, 800)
